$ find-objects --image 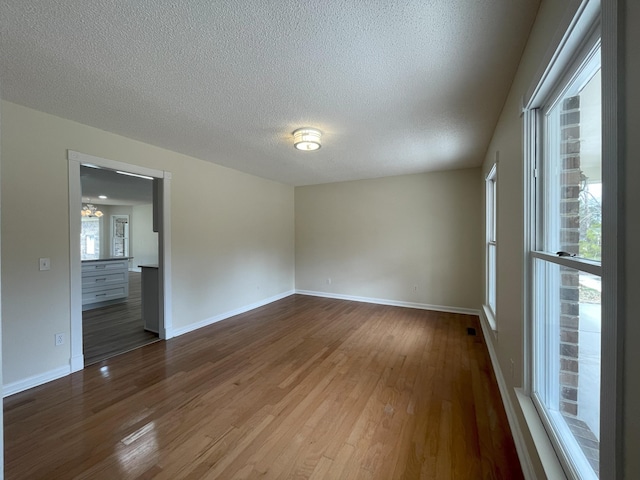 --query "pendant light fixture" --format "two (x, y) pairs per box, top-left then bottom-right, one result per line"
(81, 203), (104, 218)
(293, 128), (322, 151)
